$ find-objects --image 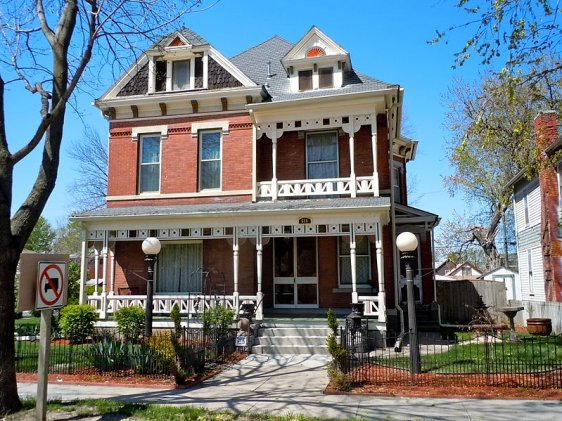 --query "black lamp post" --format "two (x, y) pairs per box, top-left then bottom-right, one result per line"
(396, 231), (421, 374)
(142, 237), (161, 337)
